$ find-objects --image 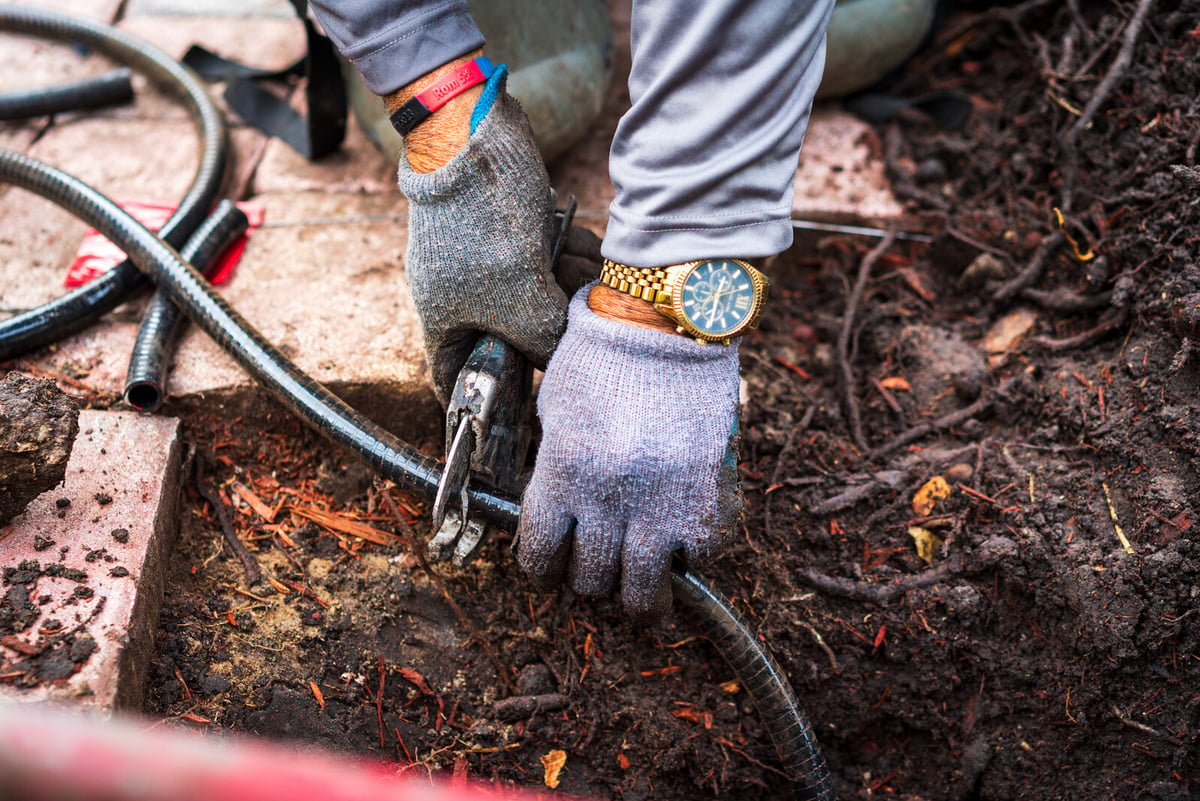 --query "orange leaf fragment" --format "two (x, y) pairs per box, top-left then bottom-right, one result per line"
(291, 507), (398, 546)
(671, 703), (714, 729)
(232, 482), (276, 521)
(267, 576), (292, 595)
(399, 667), (434, 695)
(911, 476), (952, 516)
(639, 665), (683, 678)
(618, 753), (631, 770)
(309, 680), (325, 710)
(880, 376), (910, 391)
(873, 624), (887, 649)
(541, 750), (567, 788)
